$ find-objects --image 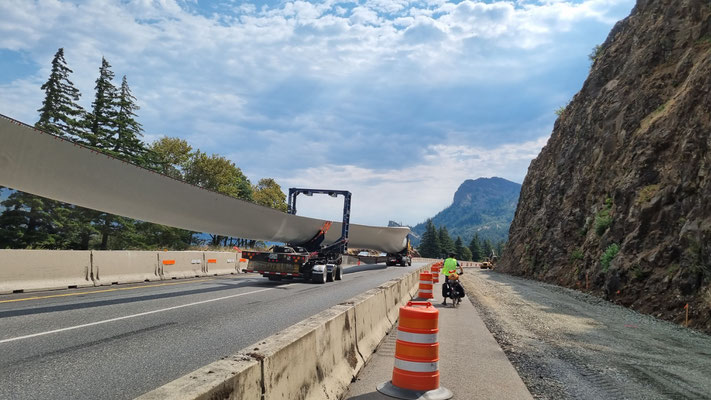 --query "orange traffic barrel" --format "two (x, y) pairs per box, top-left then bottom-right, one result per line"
(377, 302), (452, 399)
(418, 272), (433, 299)
(430, 265), (440, 283)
